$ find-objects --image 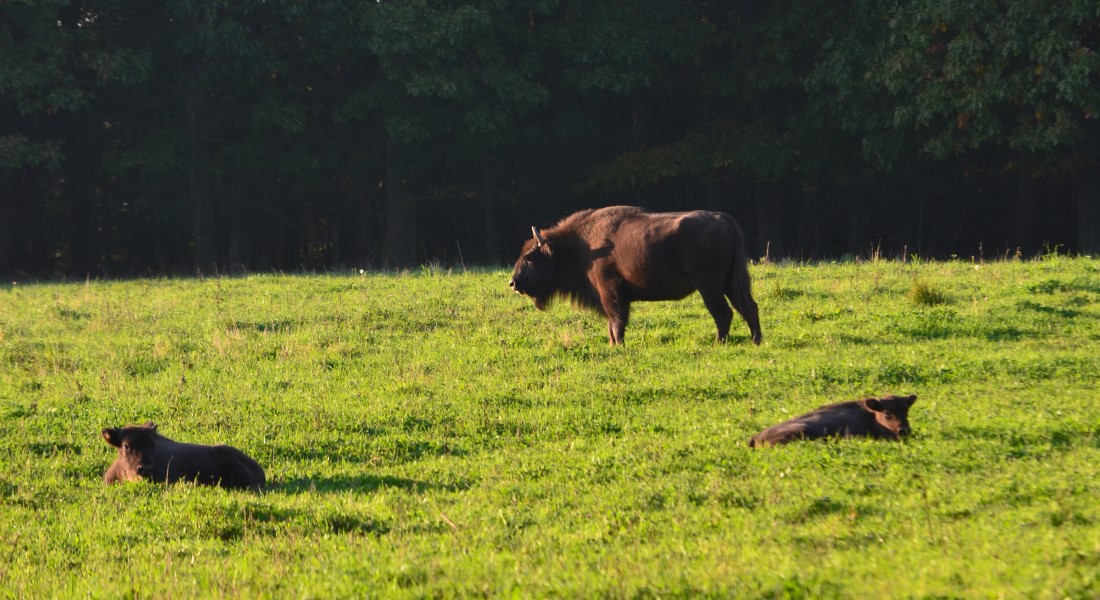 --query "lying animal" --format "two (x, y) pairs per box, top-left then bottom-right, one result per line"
(749, 394), (917, 447)
(509, 206), (761, 345)
(102, 421), (265, 491)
